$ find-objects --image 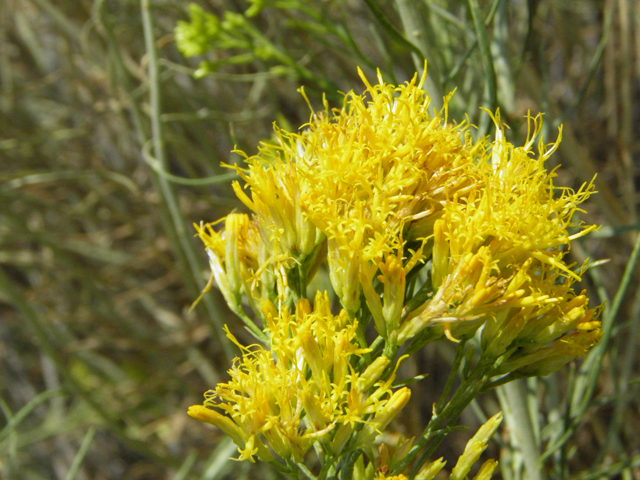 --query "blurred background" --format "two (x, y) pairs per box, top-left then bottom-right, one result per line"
(1, 0), (639, 479)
